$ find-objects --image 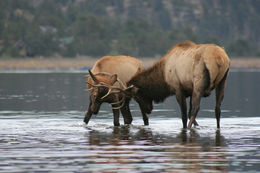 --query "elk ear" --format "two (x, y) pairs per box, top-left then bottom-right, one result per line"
(88, 70), (98, 83)
(110, 74), (117, 85)
(131, 87), (139, 95)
